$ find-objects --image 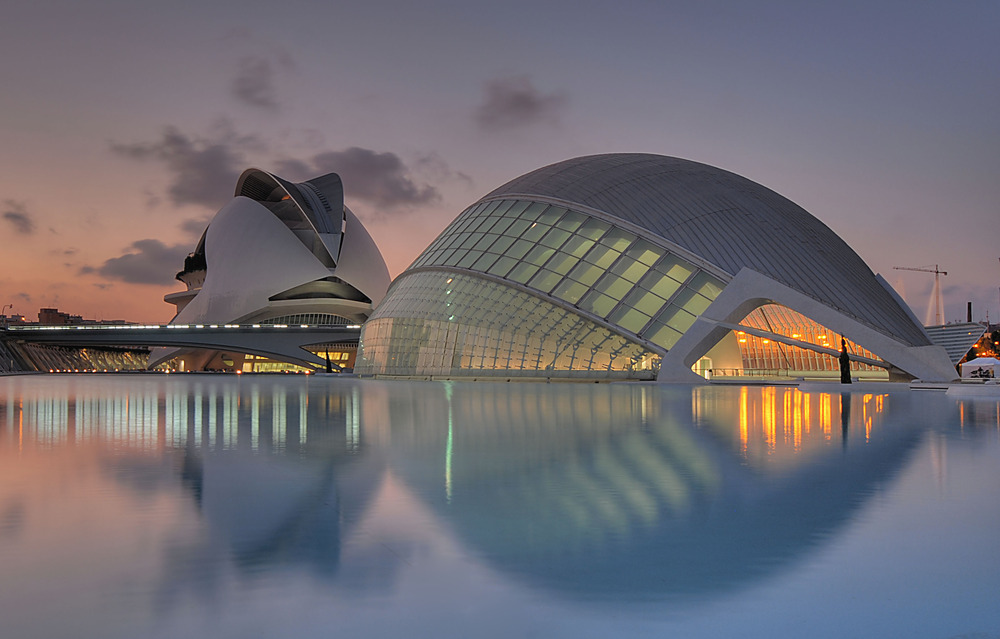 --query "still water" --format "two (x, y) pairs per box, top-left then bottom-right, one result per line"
(1, 374), (998, 639)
